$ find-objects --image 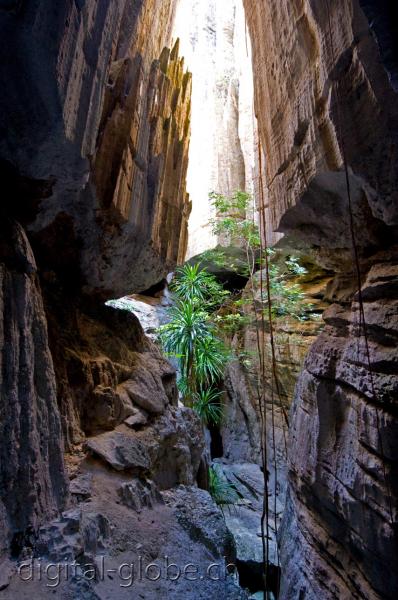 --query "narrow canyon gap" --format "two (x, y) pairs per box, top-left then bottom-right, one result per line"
(0, 1), (397, 599)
